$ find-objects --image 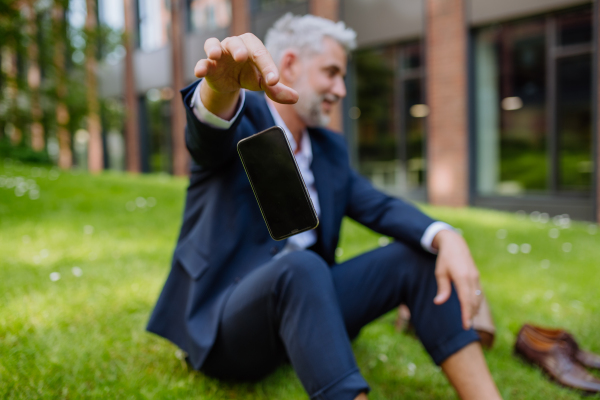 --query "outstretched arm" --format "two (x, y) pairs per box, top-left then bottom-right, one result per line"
(185, 33), (299, 170)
